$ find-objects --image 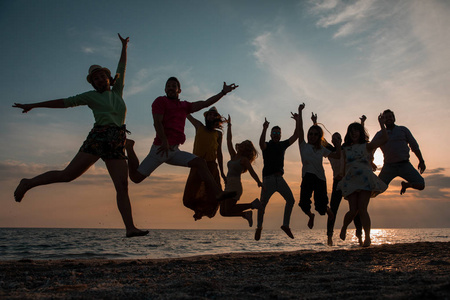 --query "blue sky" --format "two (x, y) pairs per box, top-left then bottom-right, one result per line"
(1, 0), (449, 231)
